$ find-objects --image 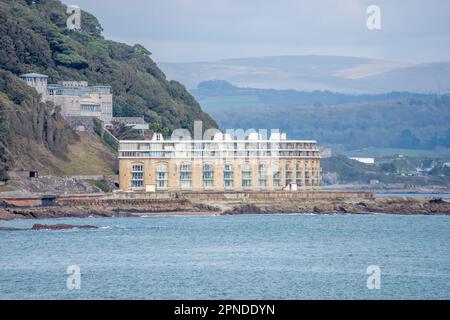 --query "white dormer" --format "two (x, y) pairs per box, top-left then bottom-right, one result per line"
(269, 132), (281, 141)
(213, 132), (224, 141)
(152, 133), (164, 142)
(248, 132), (259, 141)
